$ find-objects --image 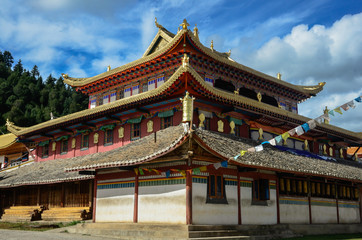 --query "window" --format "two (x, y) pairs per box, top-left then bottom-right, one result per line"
(204, 117), (211, 130)
(103, 94), (110, 104)
(207, 175), (227, 204)
(319, 144), (324, 155)
(131, 123), (141, 140)
(104, 129), (113, 145)
(81, 134), (89, 150)
(42, 144), (49, 158)
(253, 179), (270, 202)
(235, 125), (241, 137)
(132, 85), (139, 95)
(61, 140), (68, 154)
(89, 98), (96, 109)
(110, 92), (117, 102)
(205, 76), (214, 86)
(142, 83), (148, 92)
(161, 116), (173, 129)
